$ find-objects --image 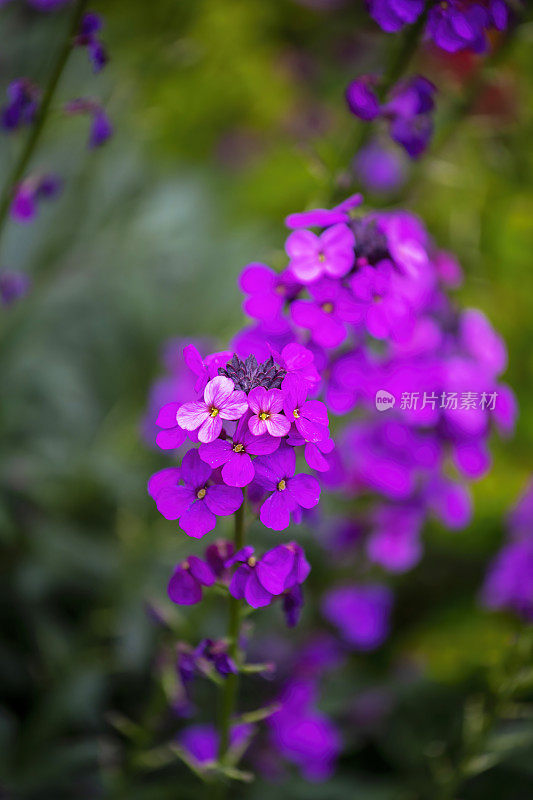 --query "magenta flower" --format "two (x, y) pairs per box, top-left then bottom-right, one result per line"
(179, 723), (252, 766)
(1, 79), (39, 131)
(154, 402), (189, 449)
(253, 445), (320, 530)
(270, 342), (321, 390)
(176, 376), (248, 444)
(151, 449), (243, 538)
(227, 542), (310, 609)
(247, 387), (290, 437)
(291, 277), (362, 348)
(366, 0), (424, 33)
(285, 193), (363, 230)
(167, 556), (216, 605)
(199, 415), (280, 488)
(349, 261), (413, 341)
(239, 263), (300, 323)
(288, 428), (335, 472)
(183, 343), (232, 393)
(285, 223), (355, 283)
(282, 374), (329, 443)
(11, 174), (62, 223)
